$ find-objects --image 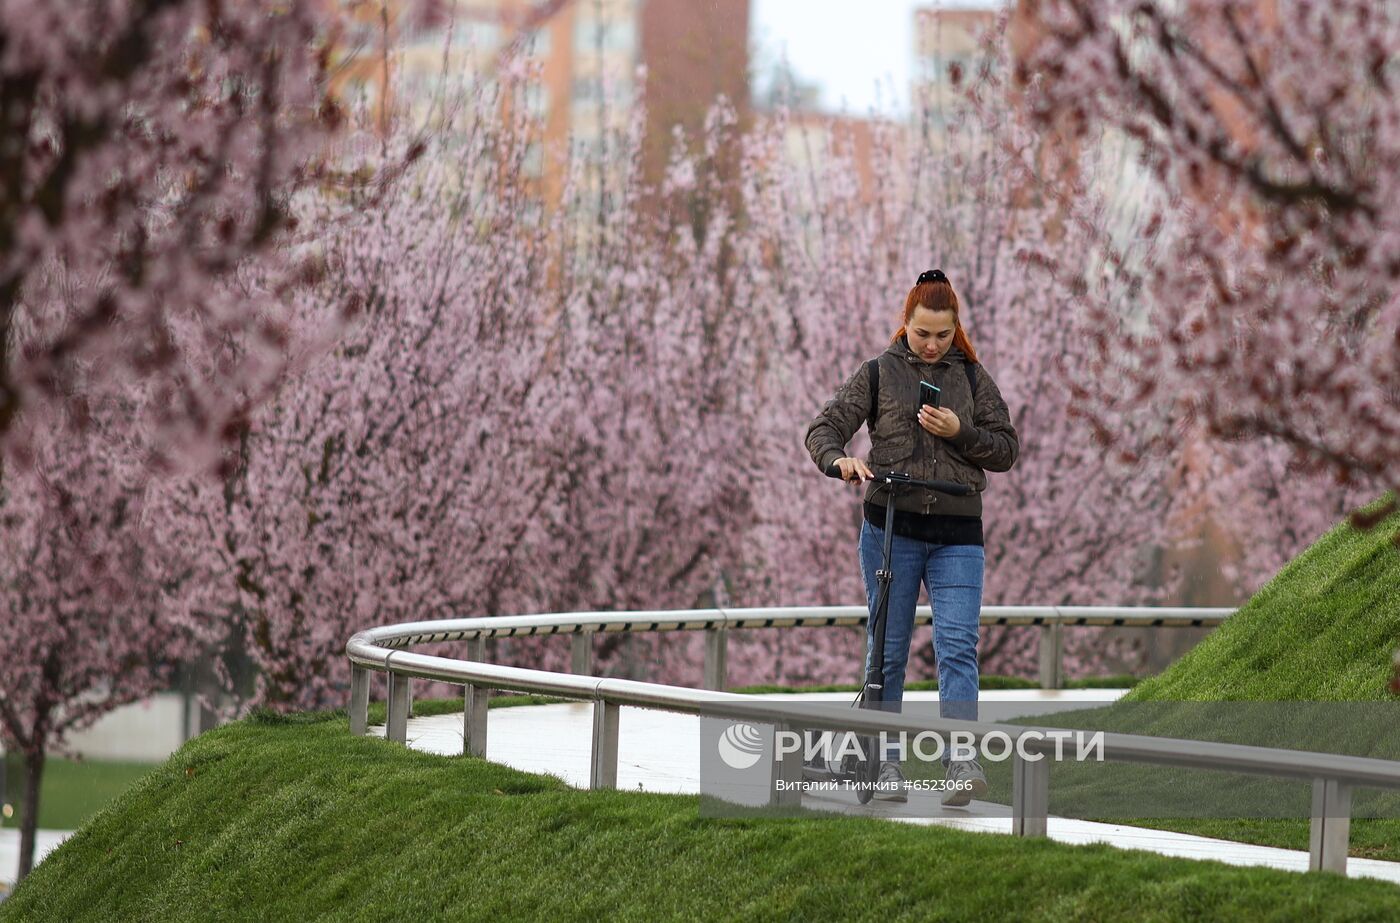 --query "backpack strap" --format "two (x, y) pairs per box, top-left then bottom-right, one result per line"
(965, 362), (978, 400)
(865, 358), (880, 432)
